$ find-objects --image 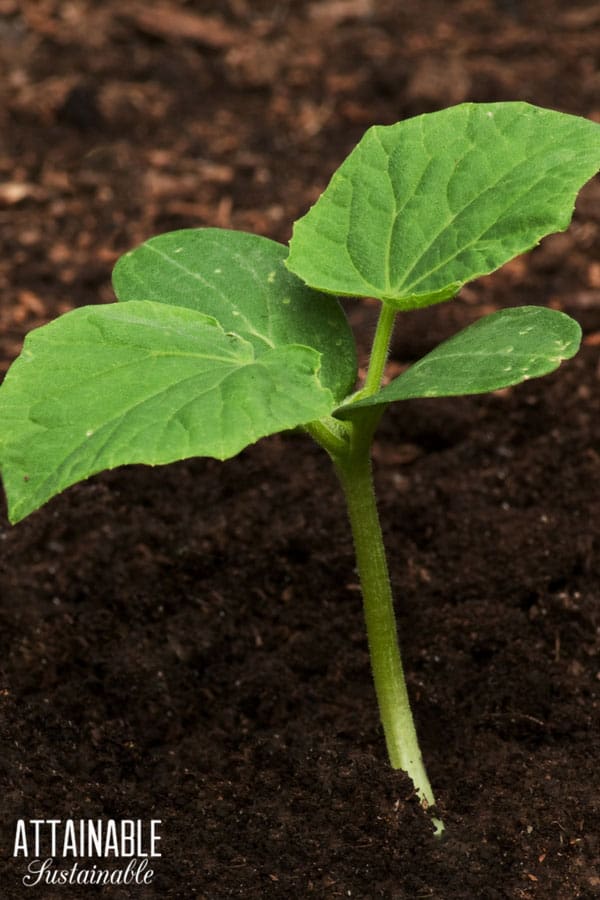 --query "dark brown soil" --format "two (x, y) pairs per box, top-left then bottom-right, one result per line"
(1, 1), (599, 898)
